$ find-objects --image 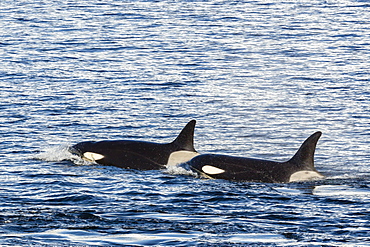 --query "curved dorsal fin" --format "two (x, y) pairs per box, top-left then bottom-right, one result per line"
(171, 120), (197, 152)
(288, 131), (322, 169)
